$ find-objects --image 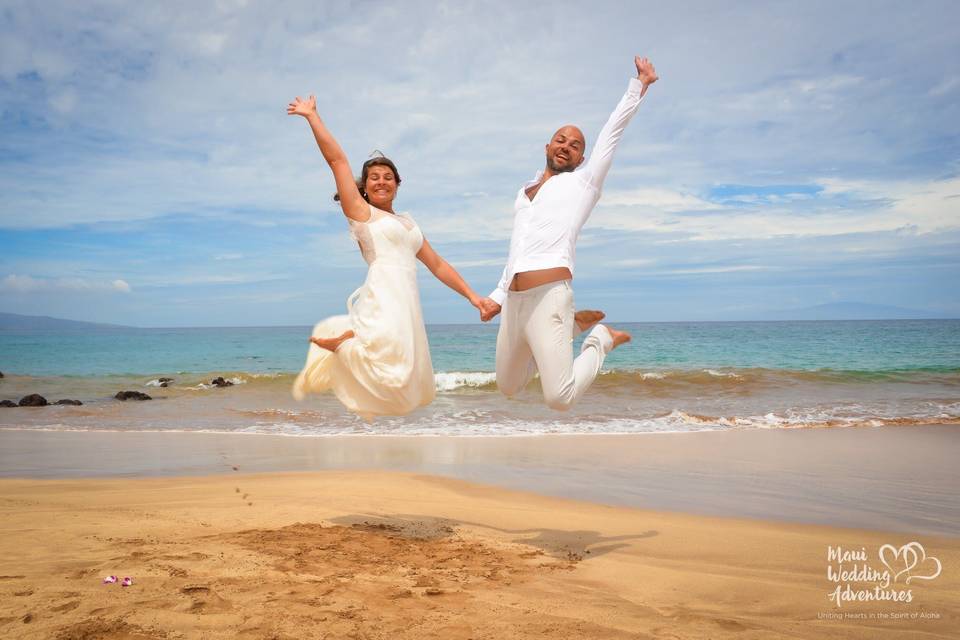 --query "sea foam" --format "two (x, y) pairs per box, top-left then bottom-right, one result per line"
(434, 371), (497, 392)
